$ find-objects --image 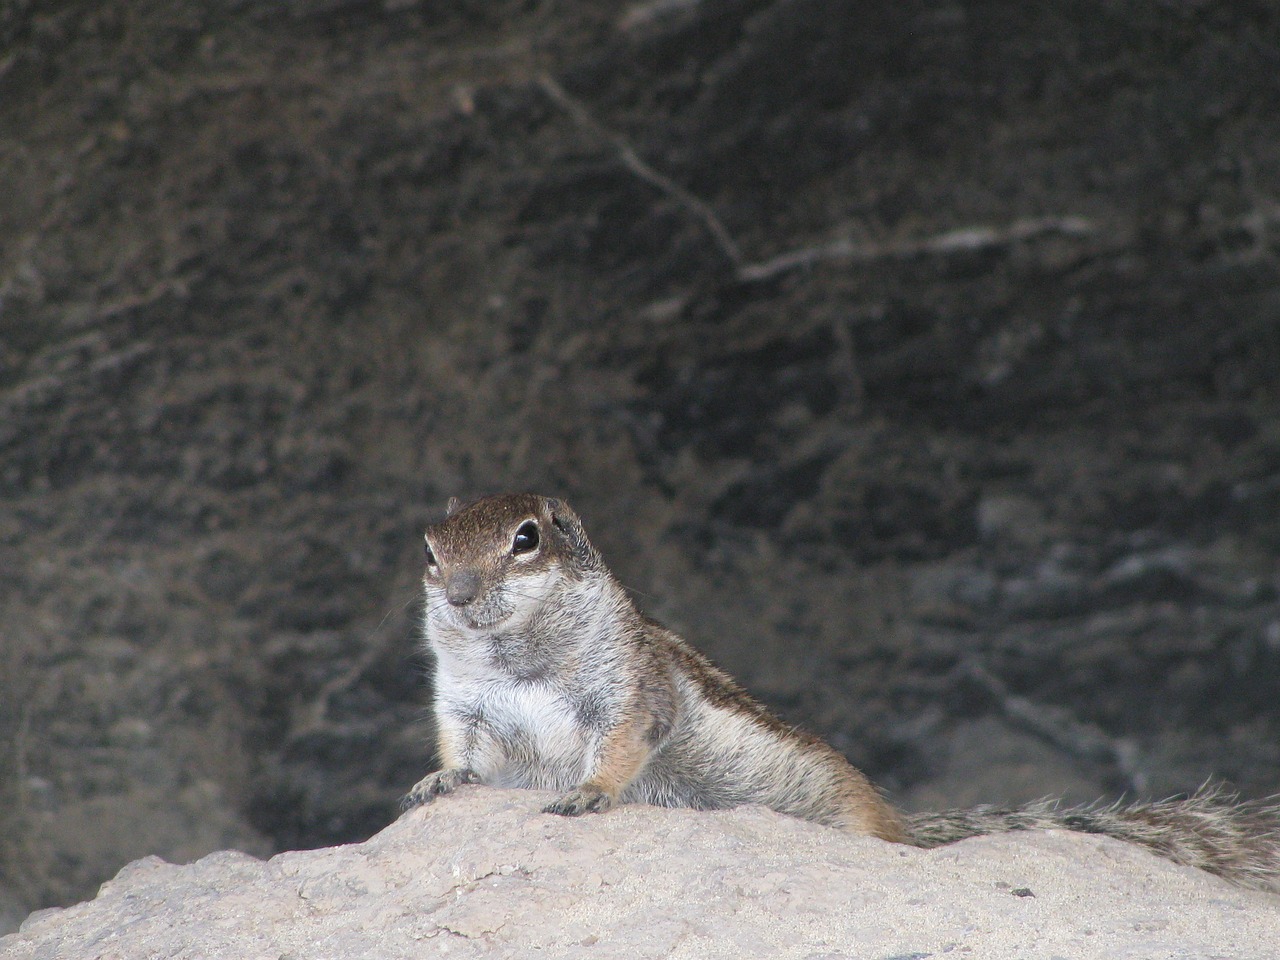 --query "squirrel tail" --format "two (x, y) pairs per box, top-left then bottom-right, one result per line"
(903, 783), (1280, 892)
